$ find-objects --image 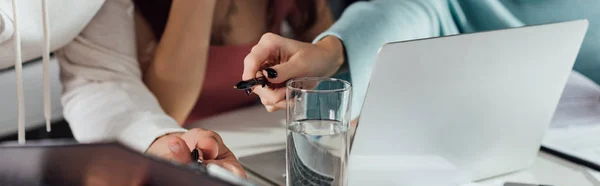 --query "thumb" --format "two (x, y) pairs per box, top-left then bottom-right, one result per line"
(167, 137), (195, 164)
(263, 60), (305, 84)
